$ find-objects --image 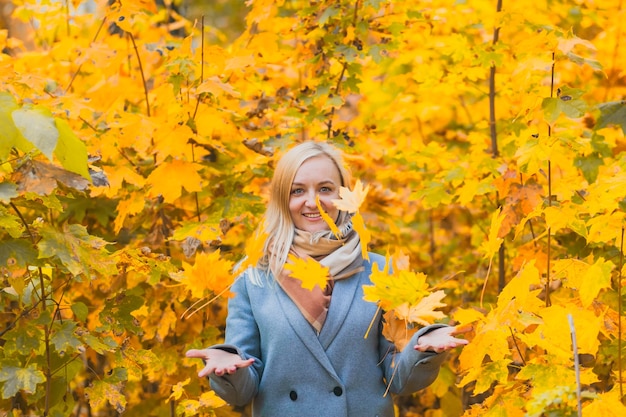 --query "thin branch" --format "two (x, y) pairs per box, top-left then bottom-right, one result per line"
(66, 17), (107, 92)
(618, 227), (624, 399)
(568, 314), (582, 417)
(509, 326), (526, 366)
(192, 16), (205, 120)
(128, 32), (151, 117)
